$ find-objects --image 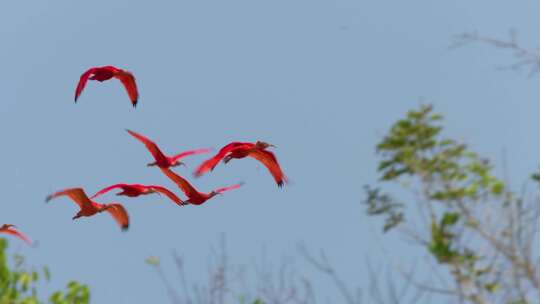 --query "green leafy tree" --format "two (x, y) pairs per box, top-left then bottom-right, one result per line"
(0, 239), (90, 304)
(364, 104), (540, 304)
